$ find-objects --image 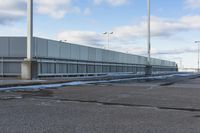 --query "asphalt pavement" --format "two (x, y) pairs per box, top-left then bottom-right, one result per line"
(0, 74), (200, 133)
